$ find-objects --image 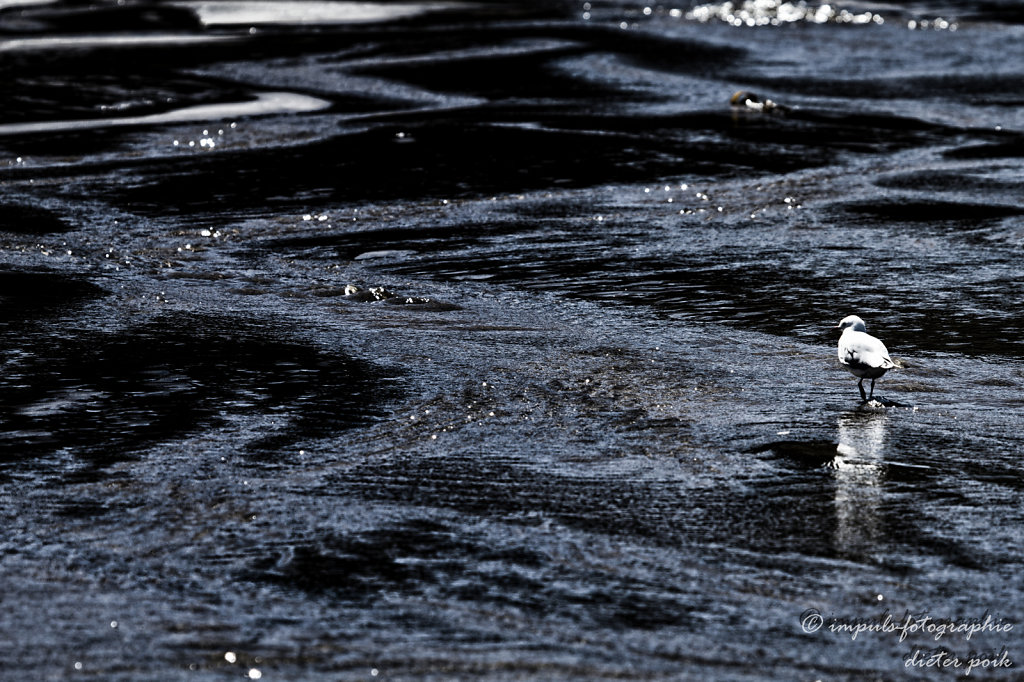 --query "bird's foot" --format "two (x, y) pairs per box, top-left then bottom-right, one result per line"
(860, 396), (907, 408)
